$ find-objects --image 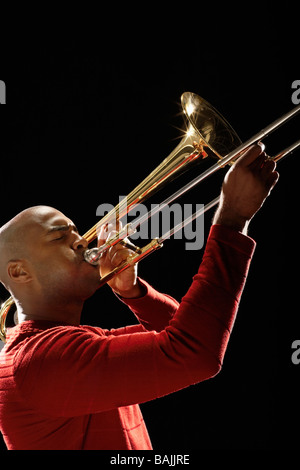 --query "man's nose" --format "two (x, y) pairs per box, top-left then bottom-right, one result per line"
(72, 234), (89, 251)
